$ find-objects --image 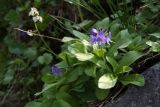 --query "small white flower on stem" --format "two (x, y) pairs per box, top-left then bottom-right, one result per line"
(27, 30), (33, 36)
(28, 7), (43, 23)
(32, 16), (43, 23)
(29, 7), (39, 16)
